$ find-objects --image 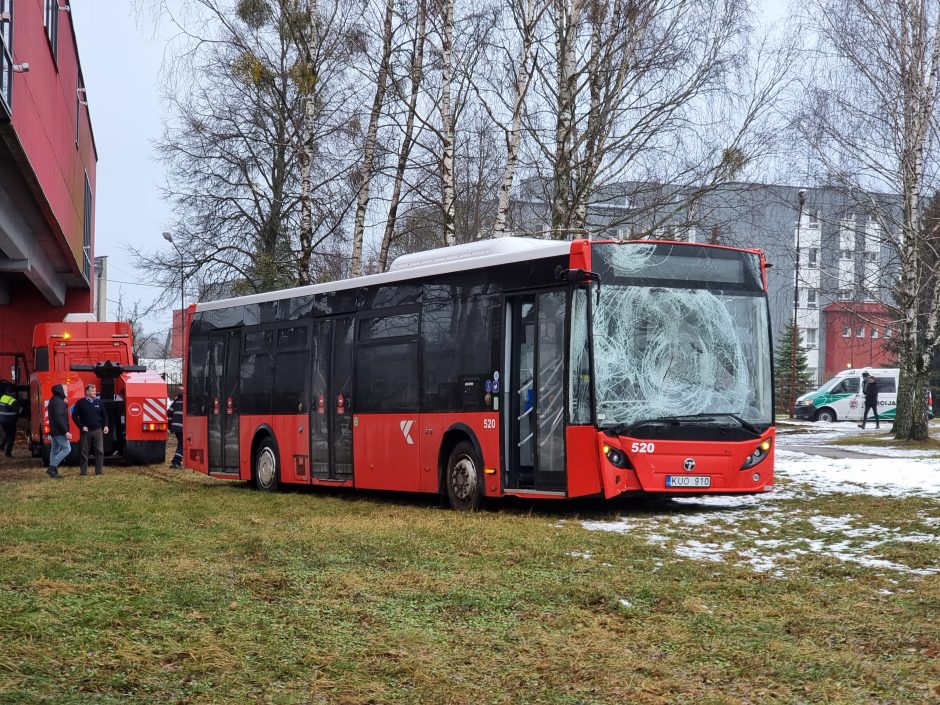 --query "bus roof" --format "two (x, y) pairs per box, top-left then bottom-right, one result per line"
(196, 237), (572, 313)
